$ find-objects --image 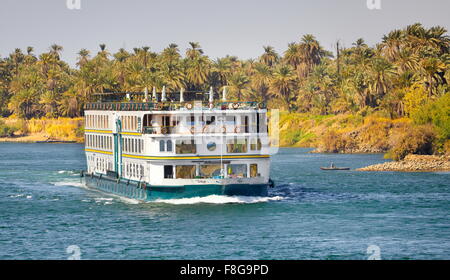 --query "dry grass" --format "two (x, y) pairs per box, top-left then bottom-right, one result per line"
(0, 117), (84, 142)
